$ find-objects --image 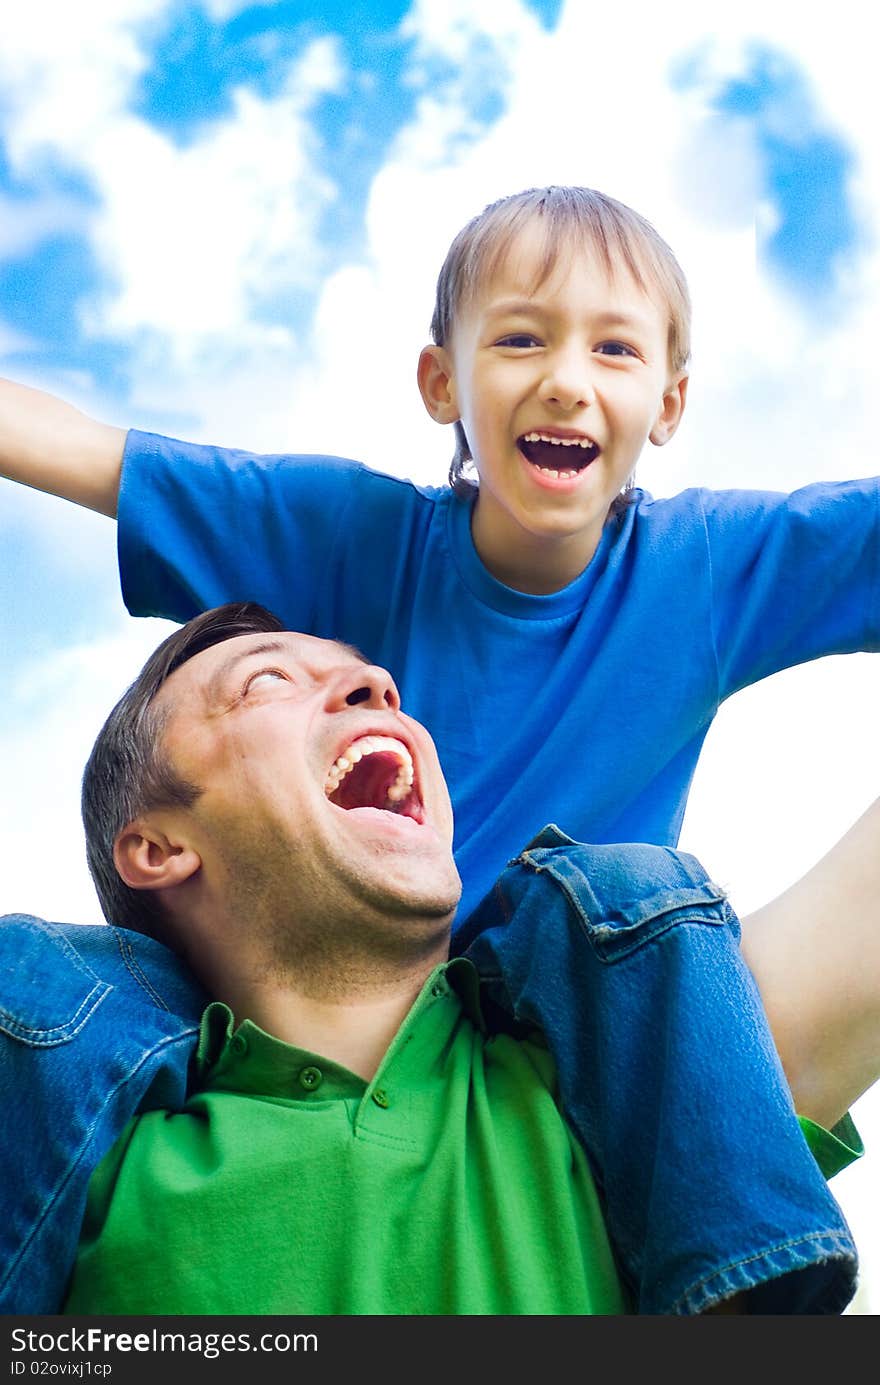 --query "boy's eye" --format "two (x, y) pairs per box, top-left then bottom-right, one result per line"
(242, 668), (290, 695)
(595, 341), (637, 358)
(495, 333), (541, 349)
